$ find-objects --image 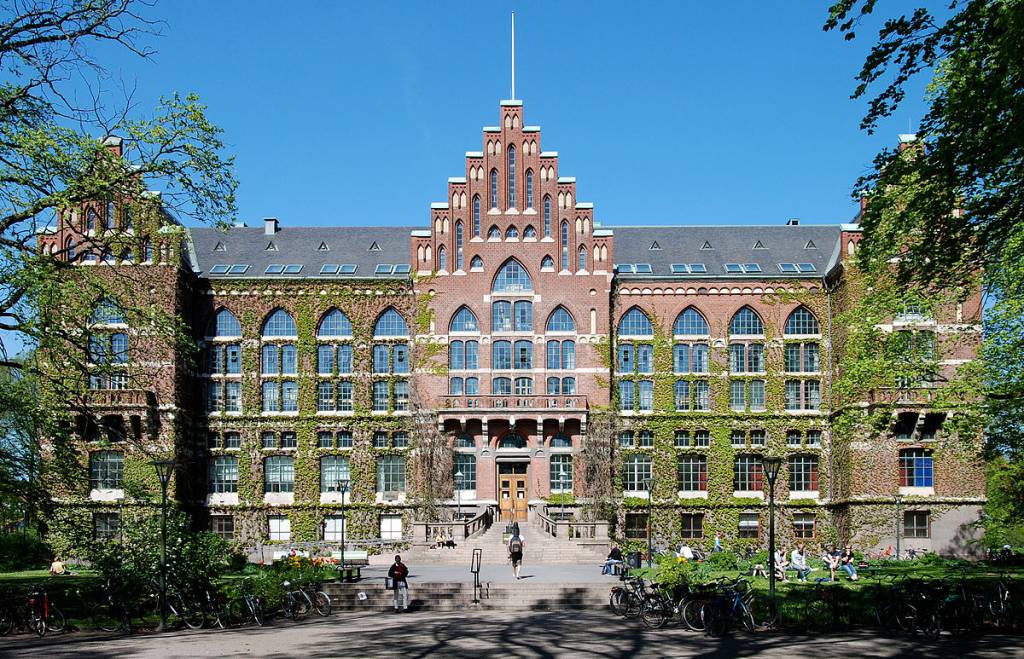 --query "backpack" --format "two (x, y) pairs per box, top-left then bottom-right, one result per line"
(510, 538), (523, 554)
